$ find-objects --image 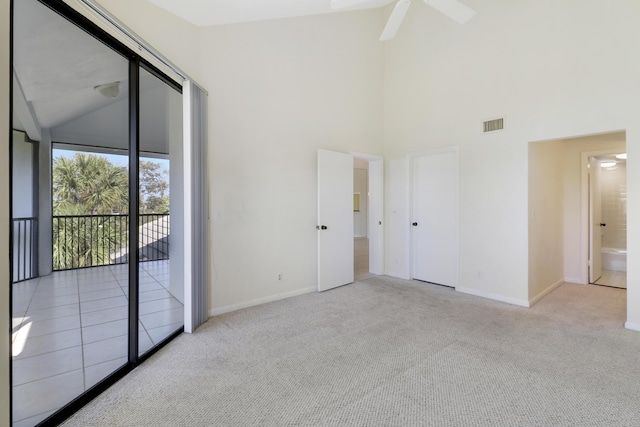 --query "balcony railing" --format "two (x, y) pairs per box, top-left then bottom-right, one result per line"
(53, 214), (170, 271)
(13, 217), (38, 282)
